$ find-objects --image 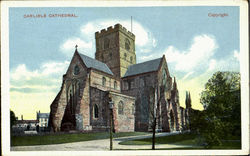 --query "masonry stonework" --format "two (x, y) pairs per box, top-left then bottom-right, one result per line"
(49, 24), (191, 133)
